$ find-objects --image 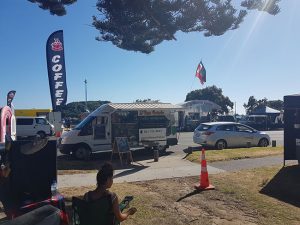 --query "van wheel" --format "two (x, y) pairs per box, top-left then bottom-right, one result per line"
(75, 145), (91, 160)
(37, 131), (46, 139)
